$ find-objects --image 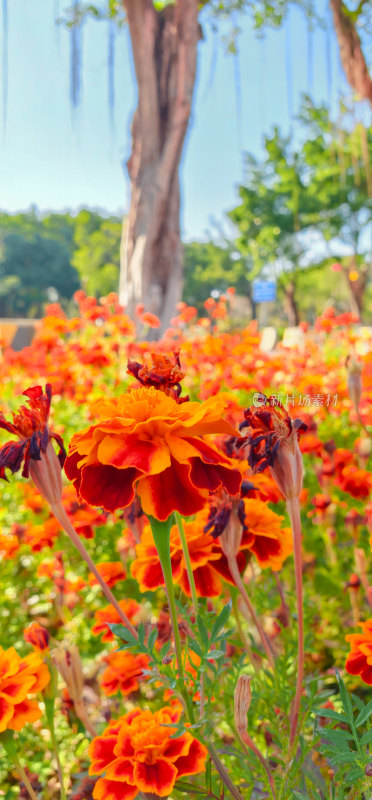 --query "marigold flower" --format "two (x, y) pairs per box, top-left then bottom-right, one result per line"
(88, 706), (207, 799)
(100, 651), (149, 697)
(0, 532), (20, 559)
(241, 498), (293, 571)
(63, 484), (107, 539)
(336, 465), (372, 499)
(0, 646), (50, 732)
(131, 516), (235, 598)
(24, 622), (50, 652)
(0, 386), (65, 506)
(88, 562), (126, 588)
(65, 387), (241, 521)
(92, 599), (141, 643)
(239, 395), (307, 500)
(132, 500), (292, 598)
(23, 516), (61, 552)
(346, 619), (372, 684)
(140, 311), (161, 328)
